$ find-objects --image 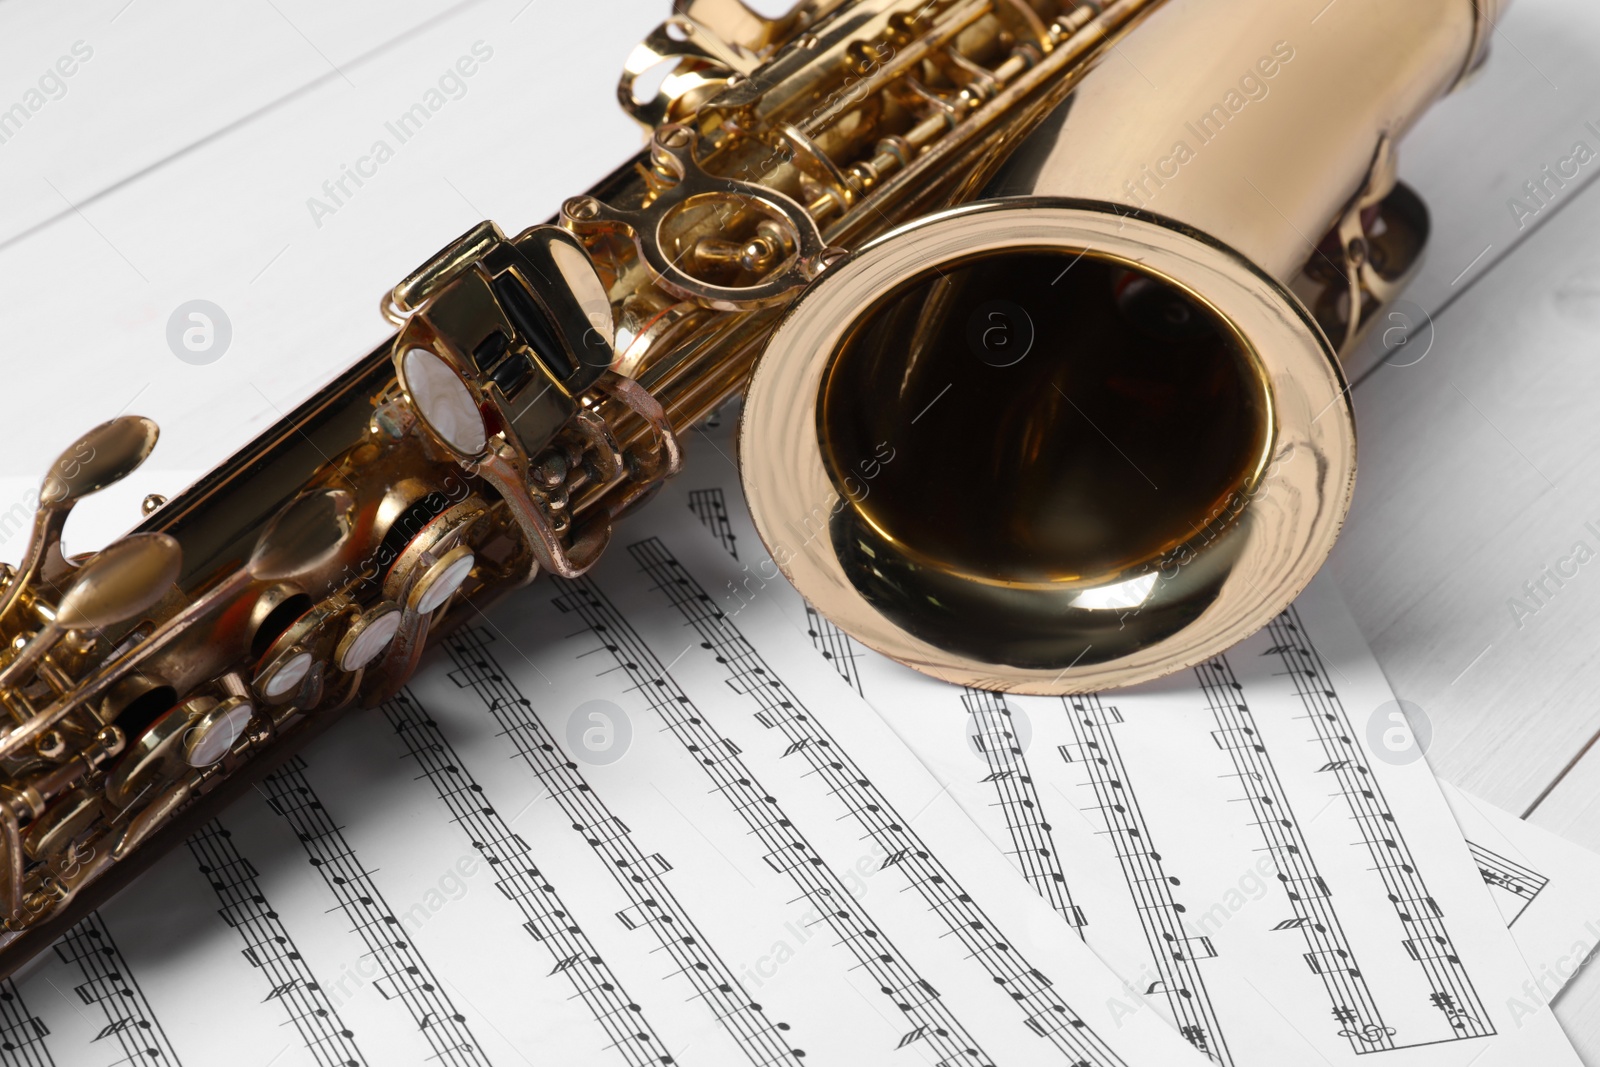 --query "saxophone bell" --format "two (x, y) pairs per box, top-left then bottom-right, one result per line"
(742, 200), (1343, 692)
(739, 0), (1492, 692)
